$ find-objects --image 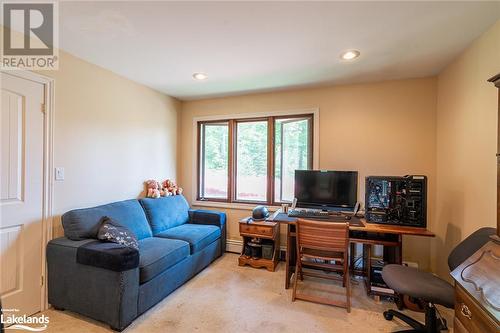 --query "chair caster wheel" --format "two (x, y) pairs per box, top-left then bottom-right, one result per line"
(383, 311), (393, 321)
